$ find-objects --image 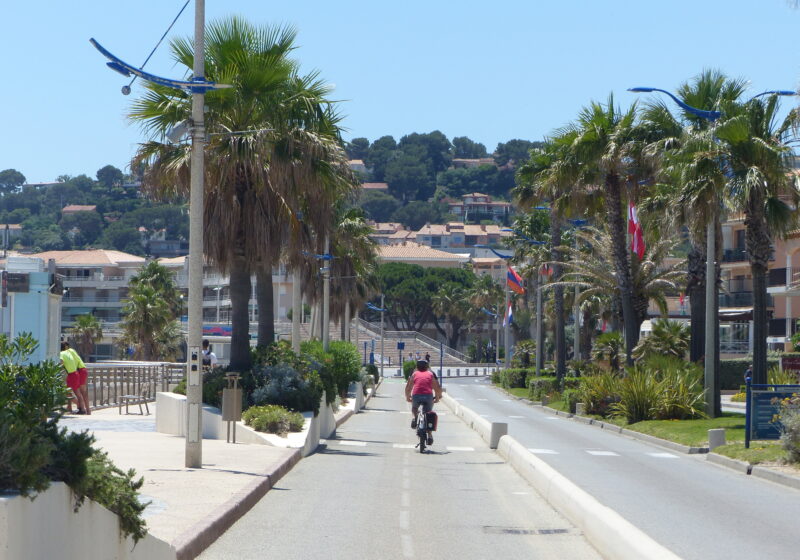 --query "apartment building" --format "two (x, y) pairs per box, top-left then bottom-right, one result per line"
(446, 192), (513, 221)
(415, 222), (511, 249)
